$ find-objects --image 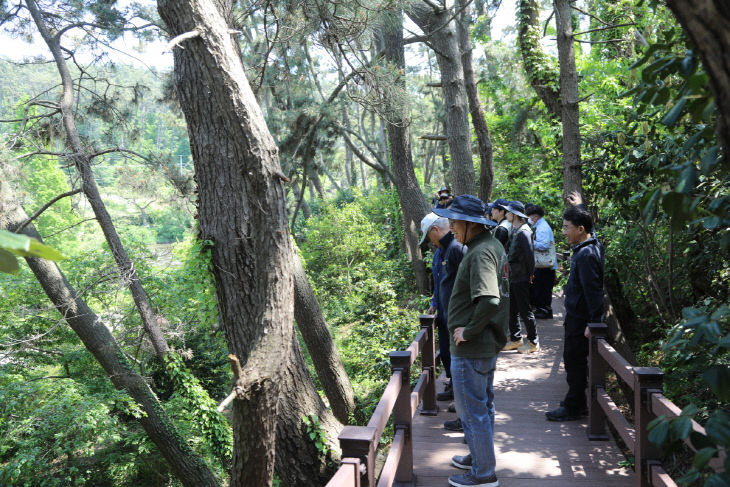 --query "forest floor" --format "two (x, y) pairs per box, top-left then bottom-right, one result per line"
(411, 295), (635, 486)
